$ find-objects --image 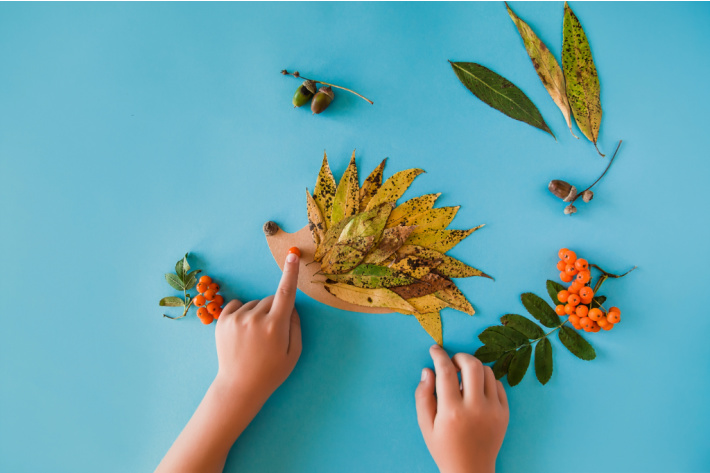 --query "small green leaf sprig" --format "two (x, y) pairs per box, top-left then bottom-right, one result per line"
(160, 254), (201, 319)
(475, 279), (607, 387)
